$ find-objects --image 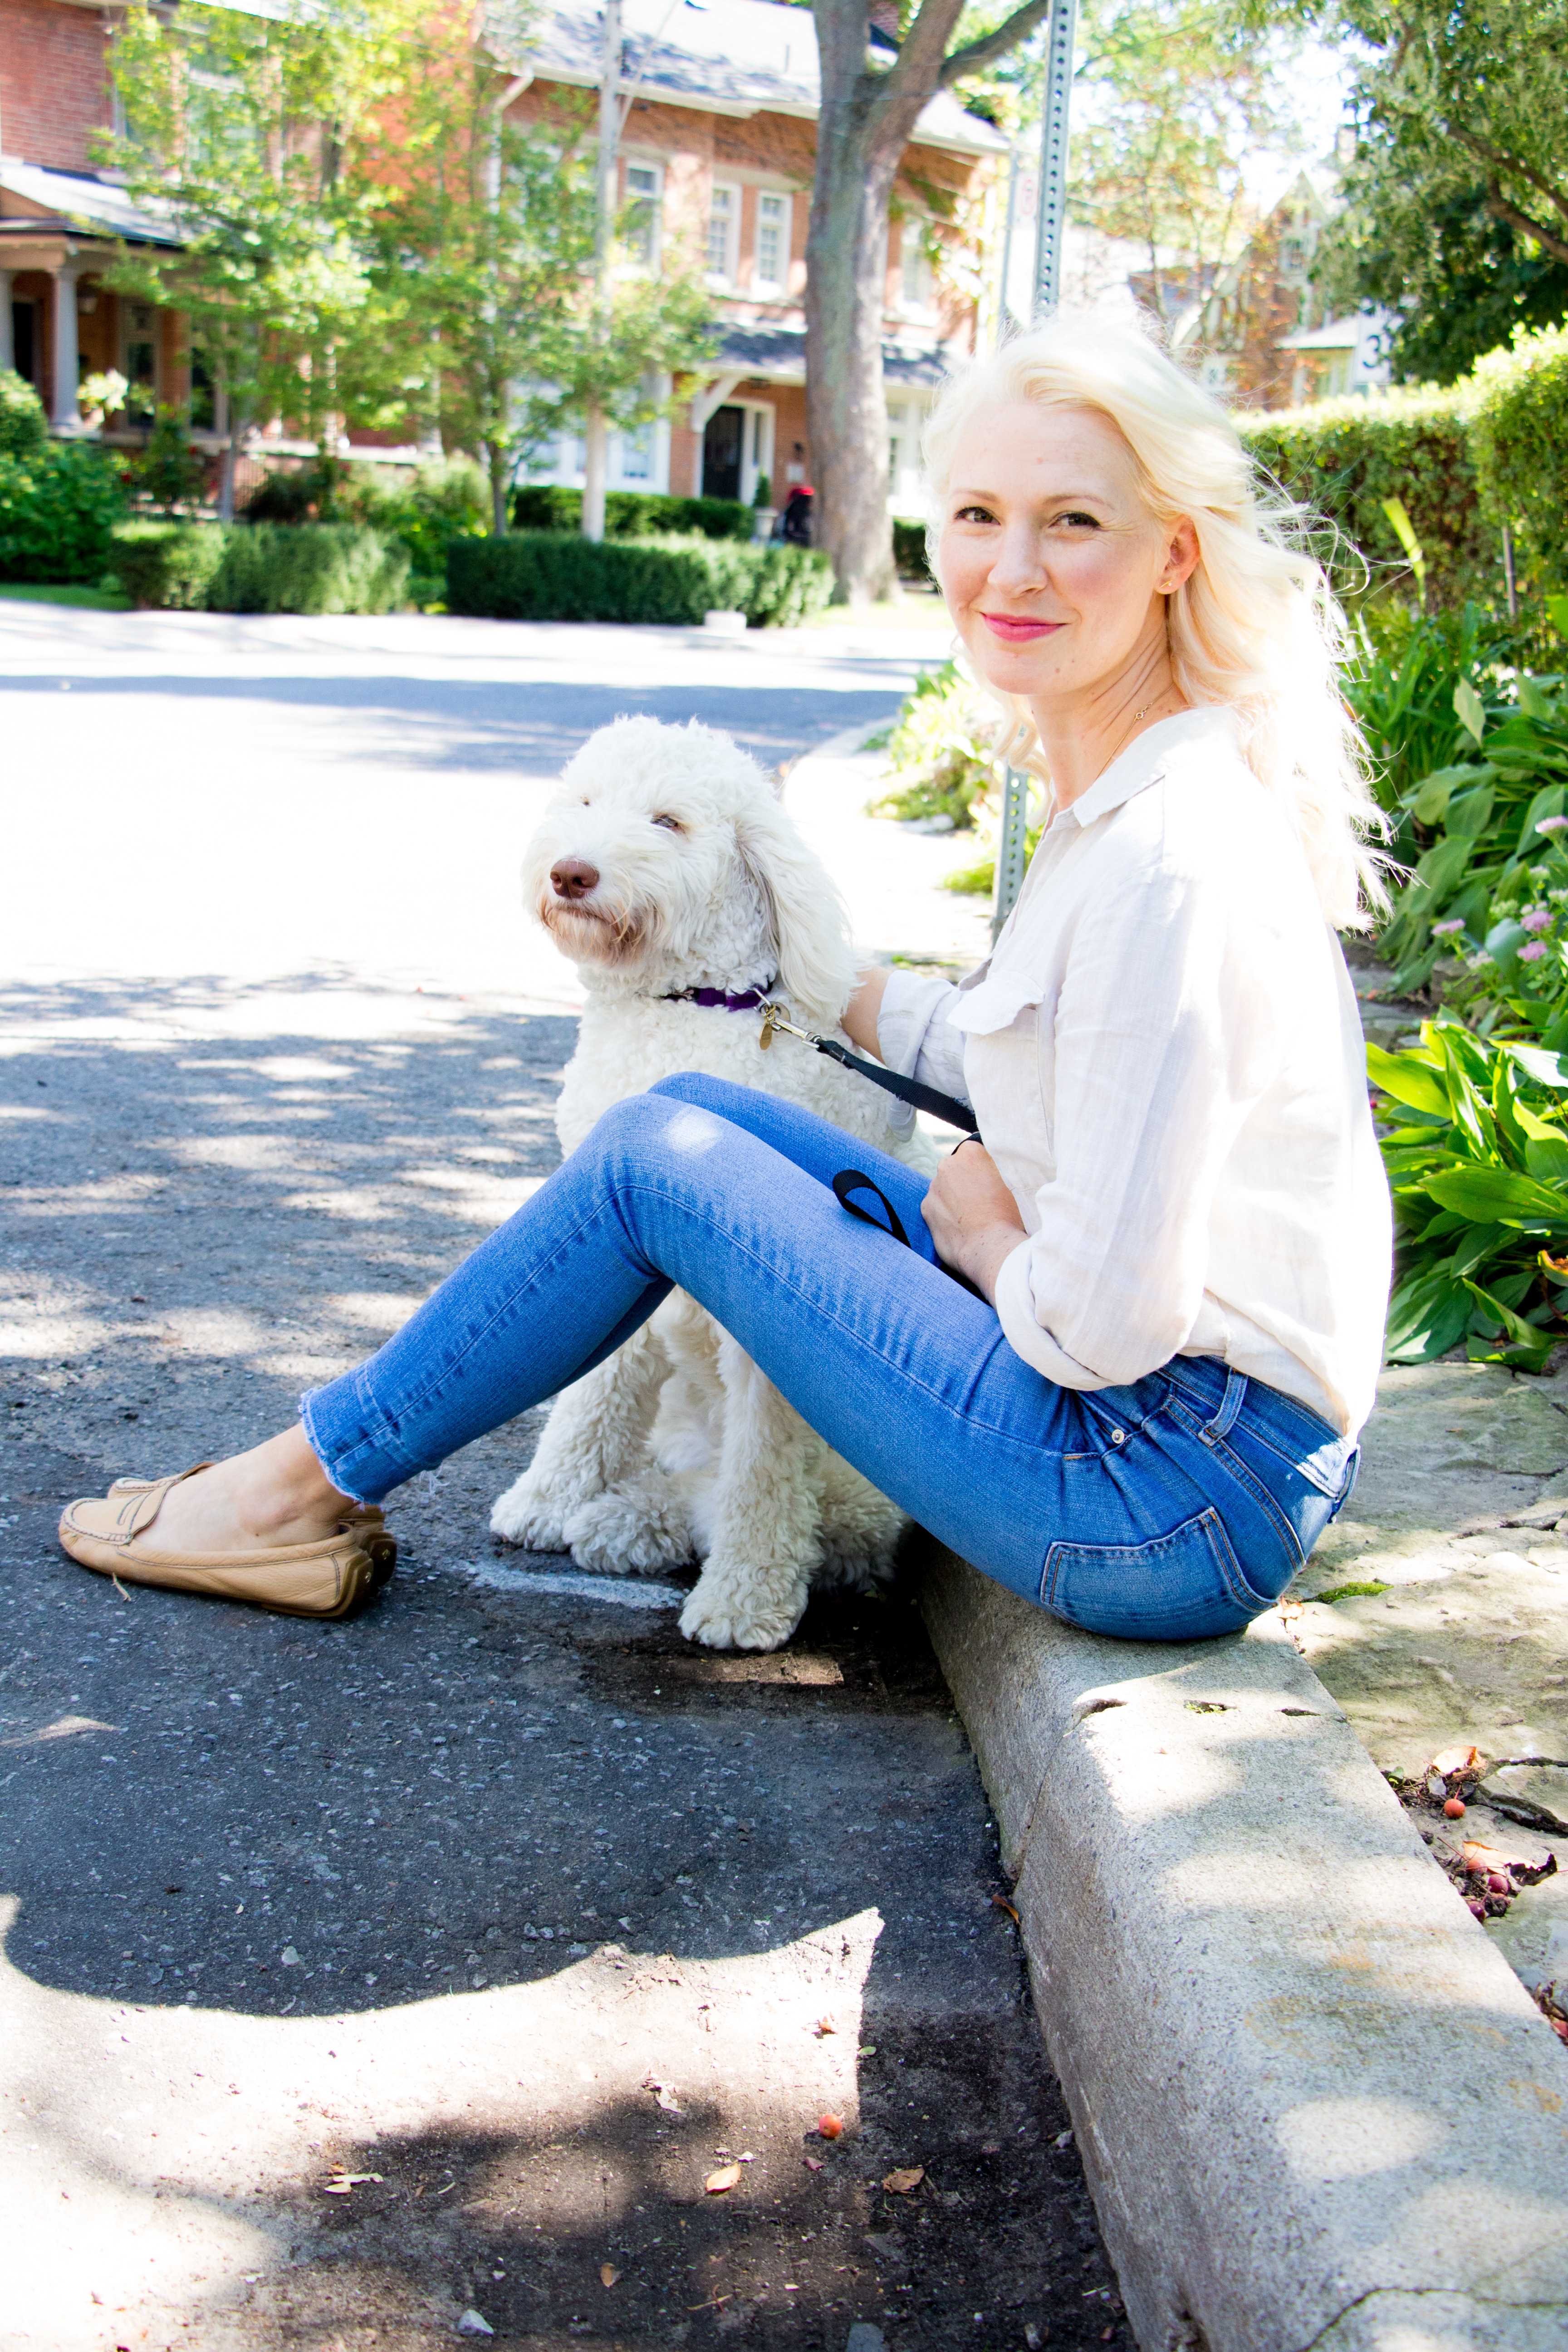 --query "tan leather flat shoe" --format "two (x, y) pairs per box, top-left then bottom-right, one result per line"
(59, 1465), (382, 1621)
(93, 1470), (396, 1589)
